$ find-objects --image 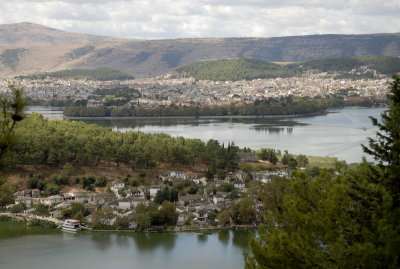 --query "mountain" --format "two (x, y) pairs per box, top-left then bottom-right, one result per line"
(176, 56), (400, 81)
(0, 22), (399, 78)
